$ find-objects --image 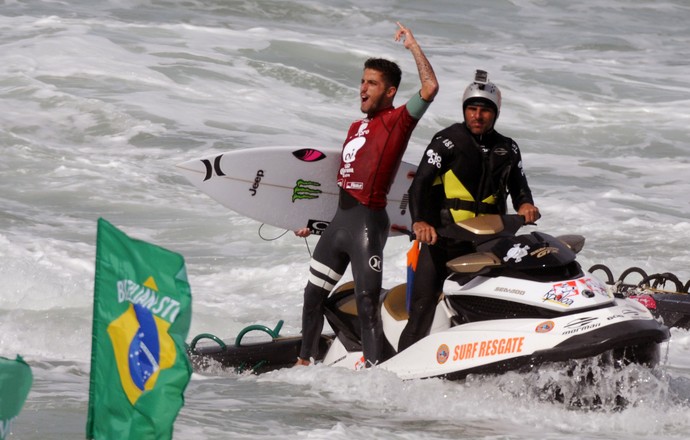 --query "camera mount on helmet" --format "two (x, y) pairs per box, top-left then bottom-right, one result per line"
(462, 69), (502, 118)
